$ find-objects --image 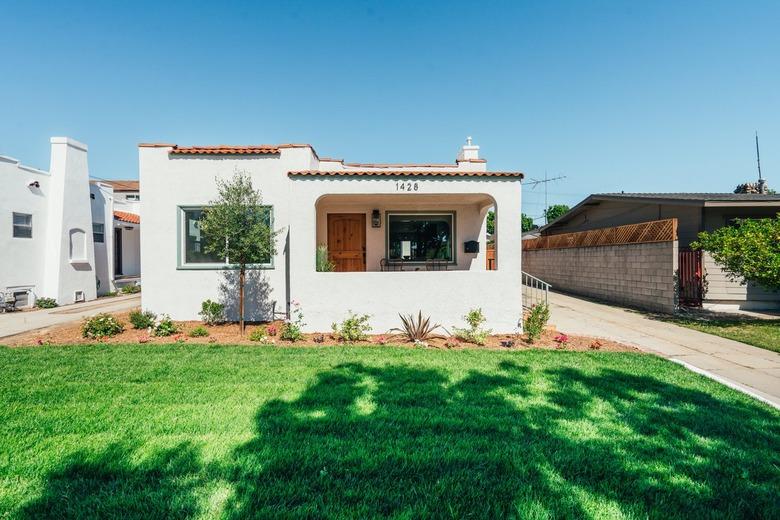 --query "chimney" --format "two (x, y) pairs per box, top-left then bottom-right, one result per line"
(457, 136), (480, 161)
